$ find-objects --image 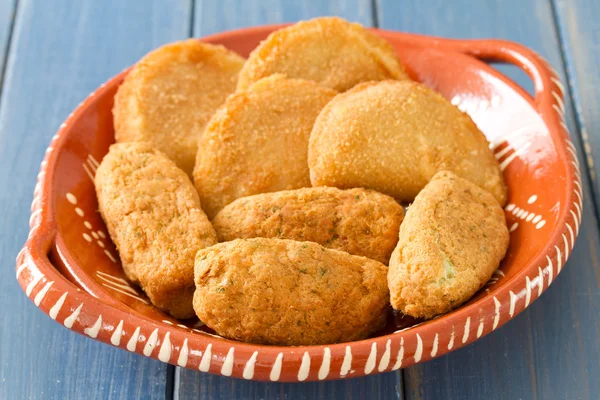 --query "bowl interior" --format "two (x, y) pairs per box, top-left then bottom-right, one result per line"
(49, 29), (561, 339)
